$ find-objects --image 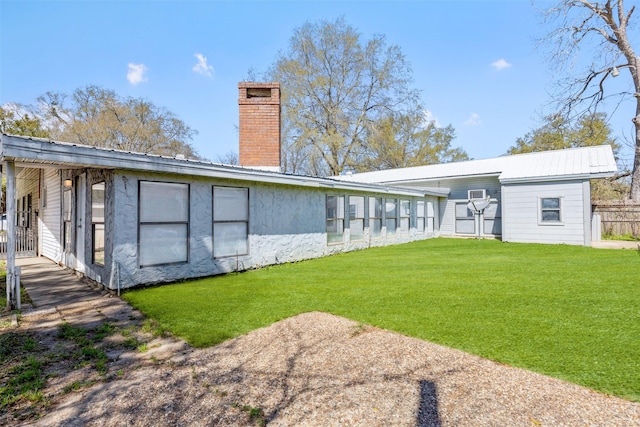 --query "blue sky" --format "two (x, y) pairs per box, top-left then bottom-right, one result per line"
(0, 0), (636, 166)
